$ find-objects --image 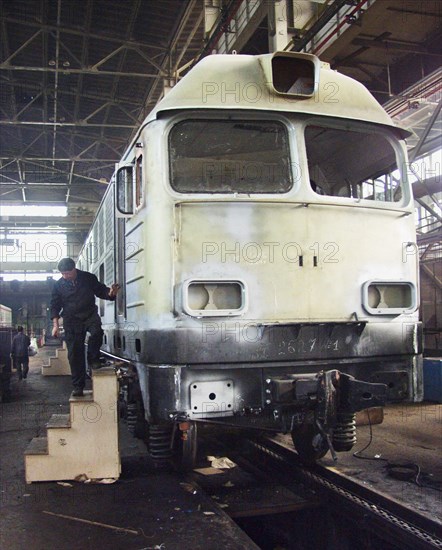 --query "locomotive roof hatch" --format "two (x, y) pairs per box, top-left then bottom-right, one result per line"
(142, 51), (411, 140)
